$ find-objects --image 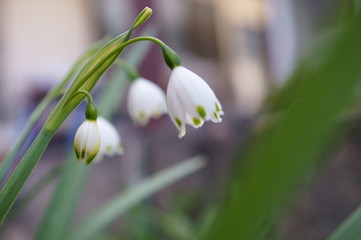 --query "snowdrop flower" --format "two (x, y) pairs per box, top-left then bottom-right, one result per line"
(127, 77), (167, 126)
(166, 66), (224, 138)
(74, 119), (101, 165)
(93, 117), (124, 163)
